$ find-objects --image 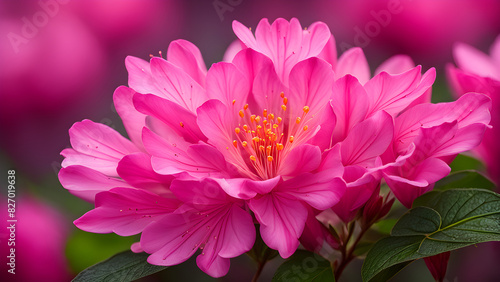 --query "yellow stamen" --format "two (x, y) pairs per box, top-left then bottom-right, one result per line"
(277, 143), (284, 151)
(303, 106), (310, 113)
(281, 105), (287, 111)
(259, 145), (265, 152)
(277, 117), (282, 124)
(289, 136), (294, 143)
(268, 113), (274, 120)
(235, 127), (241, 134)
(280, 92), (285, 98)
(232, 99), (236, 105)
(179, 122), (184, 127)
(283, 97), (288, 105)
(296, 117), (301, 124)
(239, 110), (244, 118)
(255, 116), (261, 123)
(267, 156), (273, 162)
(242, 141), (248, 147)
(250, 155), (256, 161)
(233, 140), (238, 148)
(303, 125), (308, 131)
(244, 104), (249, 110)
(263, 109), (268, 117)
